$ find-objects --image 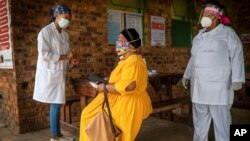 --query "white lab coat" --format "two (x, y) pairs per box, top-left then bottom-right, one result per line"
(33, 22), (70, 104)
(184, 24), (245, 105)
